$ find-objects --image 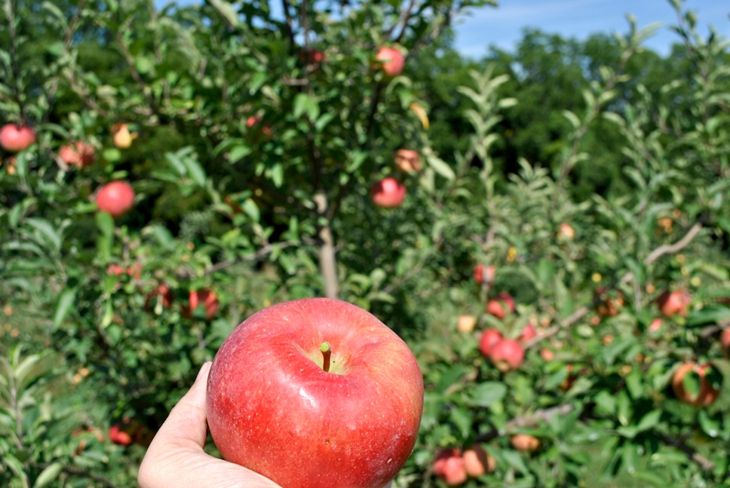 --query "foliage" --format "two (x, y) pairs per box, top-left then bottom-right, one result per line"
(1, 0), (729, 486)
